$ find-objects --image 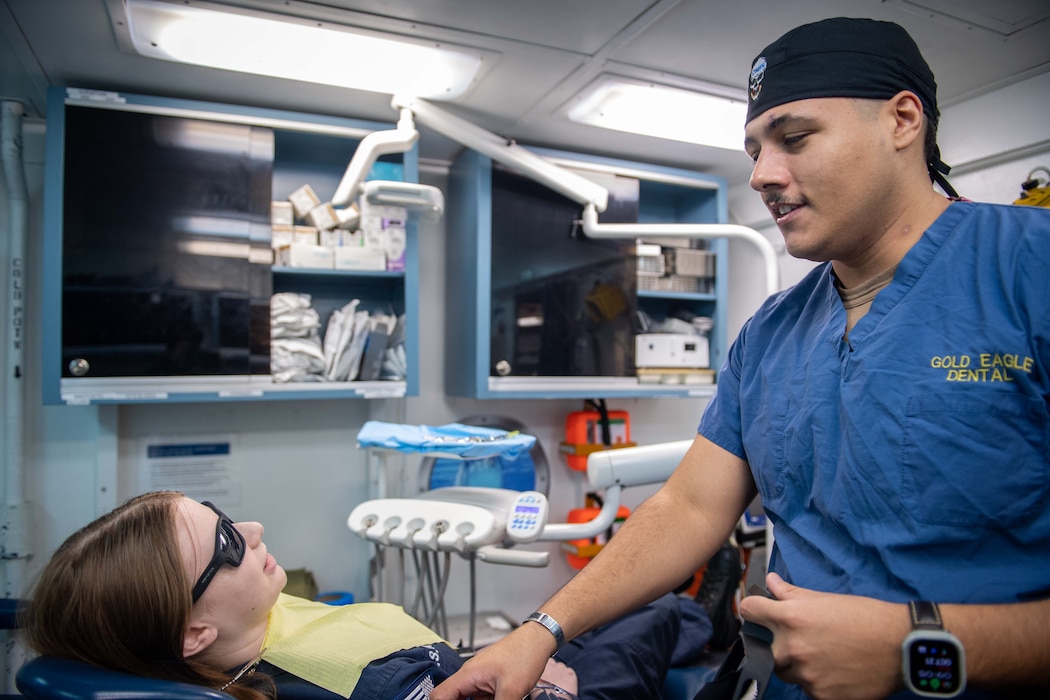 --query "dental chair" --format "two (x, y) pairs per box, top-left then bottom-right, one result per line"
(2, 598), (233, 700)
(16, 657), (236, 700)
